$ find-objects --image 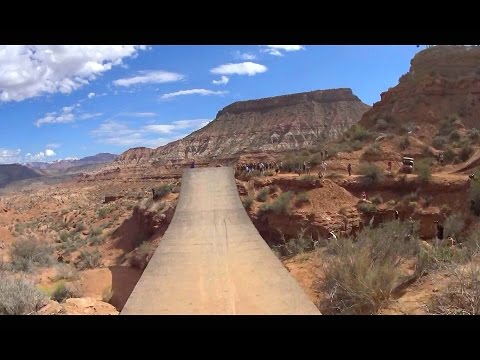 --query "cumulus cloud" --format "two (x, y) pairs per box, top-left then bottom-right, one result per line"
(233, 51), (257, 60)
(46, 143), (61, 149)
(261, 45), (305, 56)
(0, 148), (22, 164)
(45, 149), (56, 157)
(35, 103), (102, 127)
(113, 70), (184, 87)
(210, 62), (267, 76)
(212, 76), (229, 85)
(87, 92), (95, 99)
(160, 88), (227, 100)
(91, 118), (211, 148)
(0, 45), (146, 102)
